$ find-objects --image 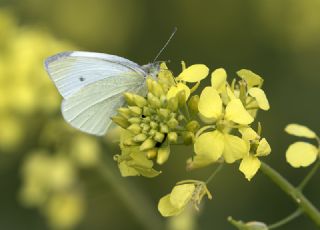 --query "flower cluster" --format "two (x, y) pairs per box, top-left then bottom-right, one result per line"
(285, 123), (319, 167)
(112, 63), (204, 177)
(189, 68), (271, 181)
(111, 61), (272, 217)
